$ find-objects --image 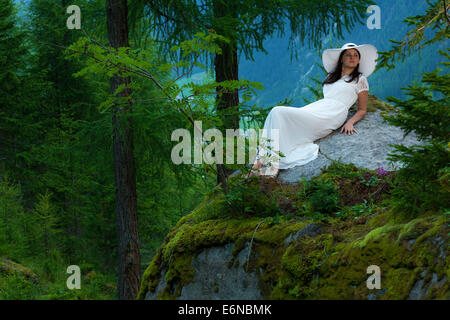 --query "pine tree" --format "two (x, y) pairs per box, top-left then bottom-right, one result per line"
(0, 0), (28, 175)
(377, 0), (450, 216)
(106, 0), (141, 300)
(382, 52), (449, 216)
(16, 0), (121, 273)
